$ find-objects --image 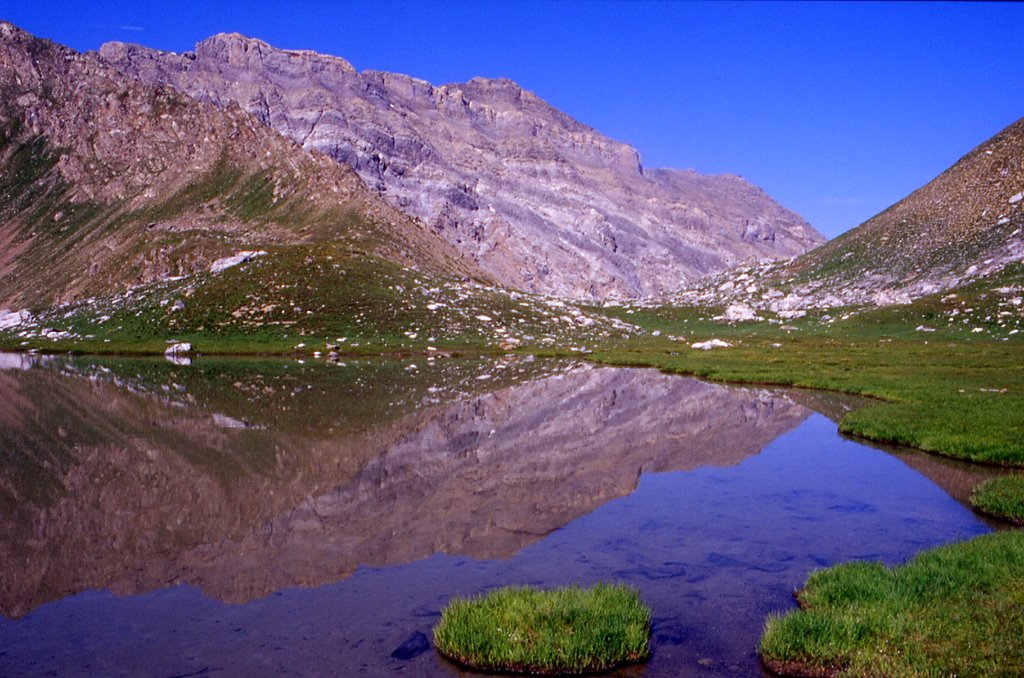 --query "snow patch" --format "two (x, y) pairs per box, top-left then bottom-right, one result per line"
(210, 250), (268, 274)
